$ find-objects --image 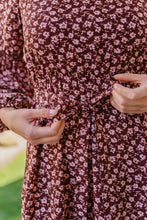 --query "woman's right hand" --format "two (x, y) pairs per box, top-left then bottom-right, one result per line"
(0, 108), (65, 145)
